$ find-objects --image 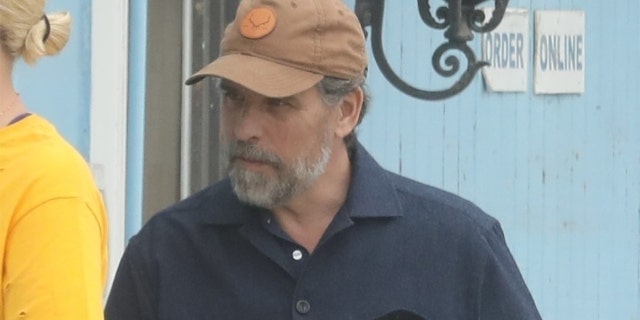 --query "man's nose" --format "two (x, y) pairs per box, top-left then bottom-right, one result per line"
(232, 103), (263, 142)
